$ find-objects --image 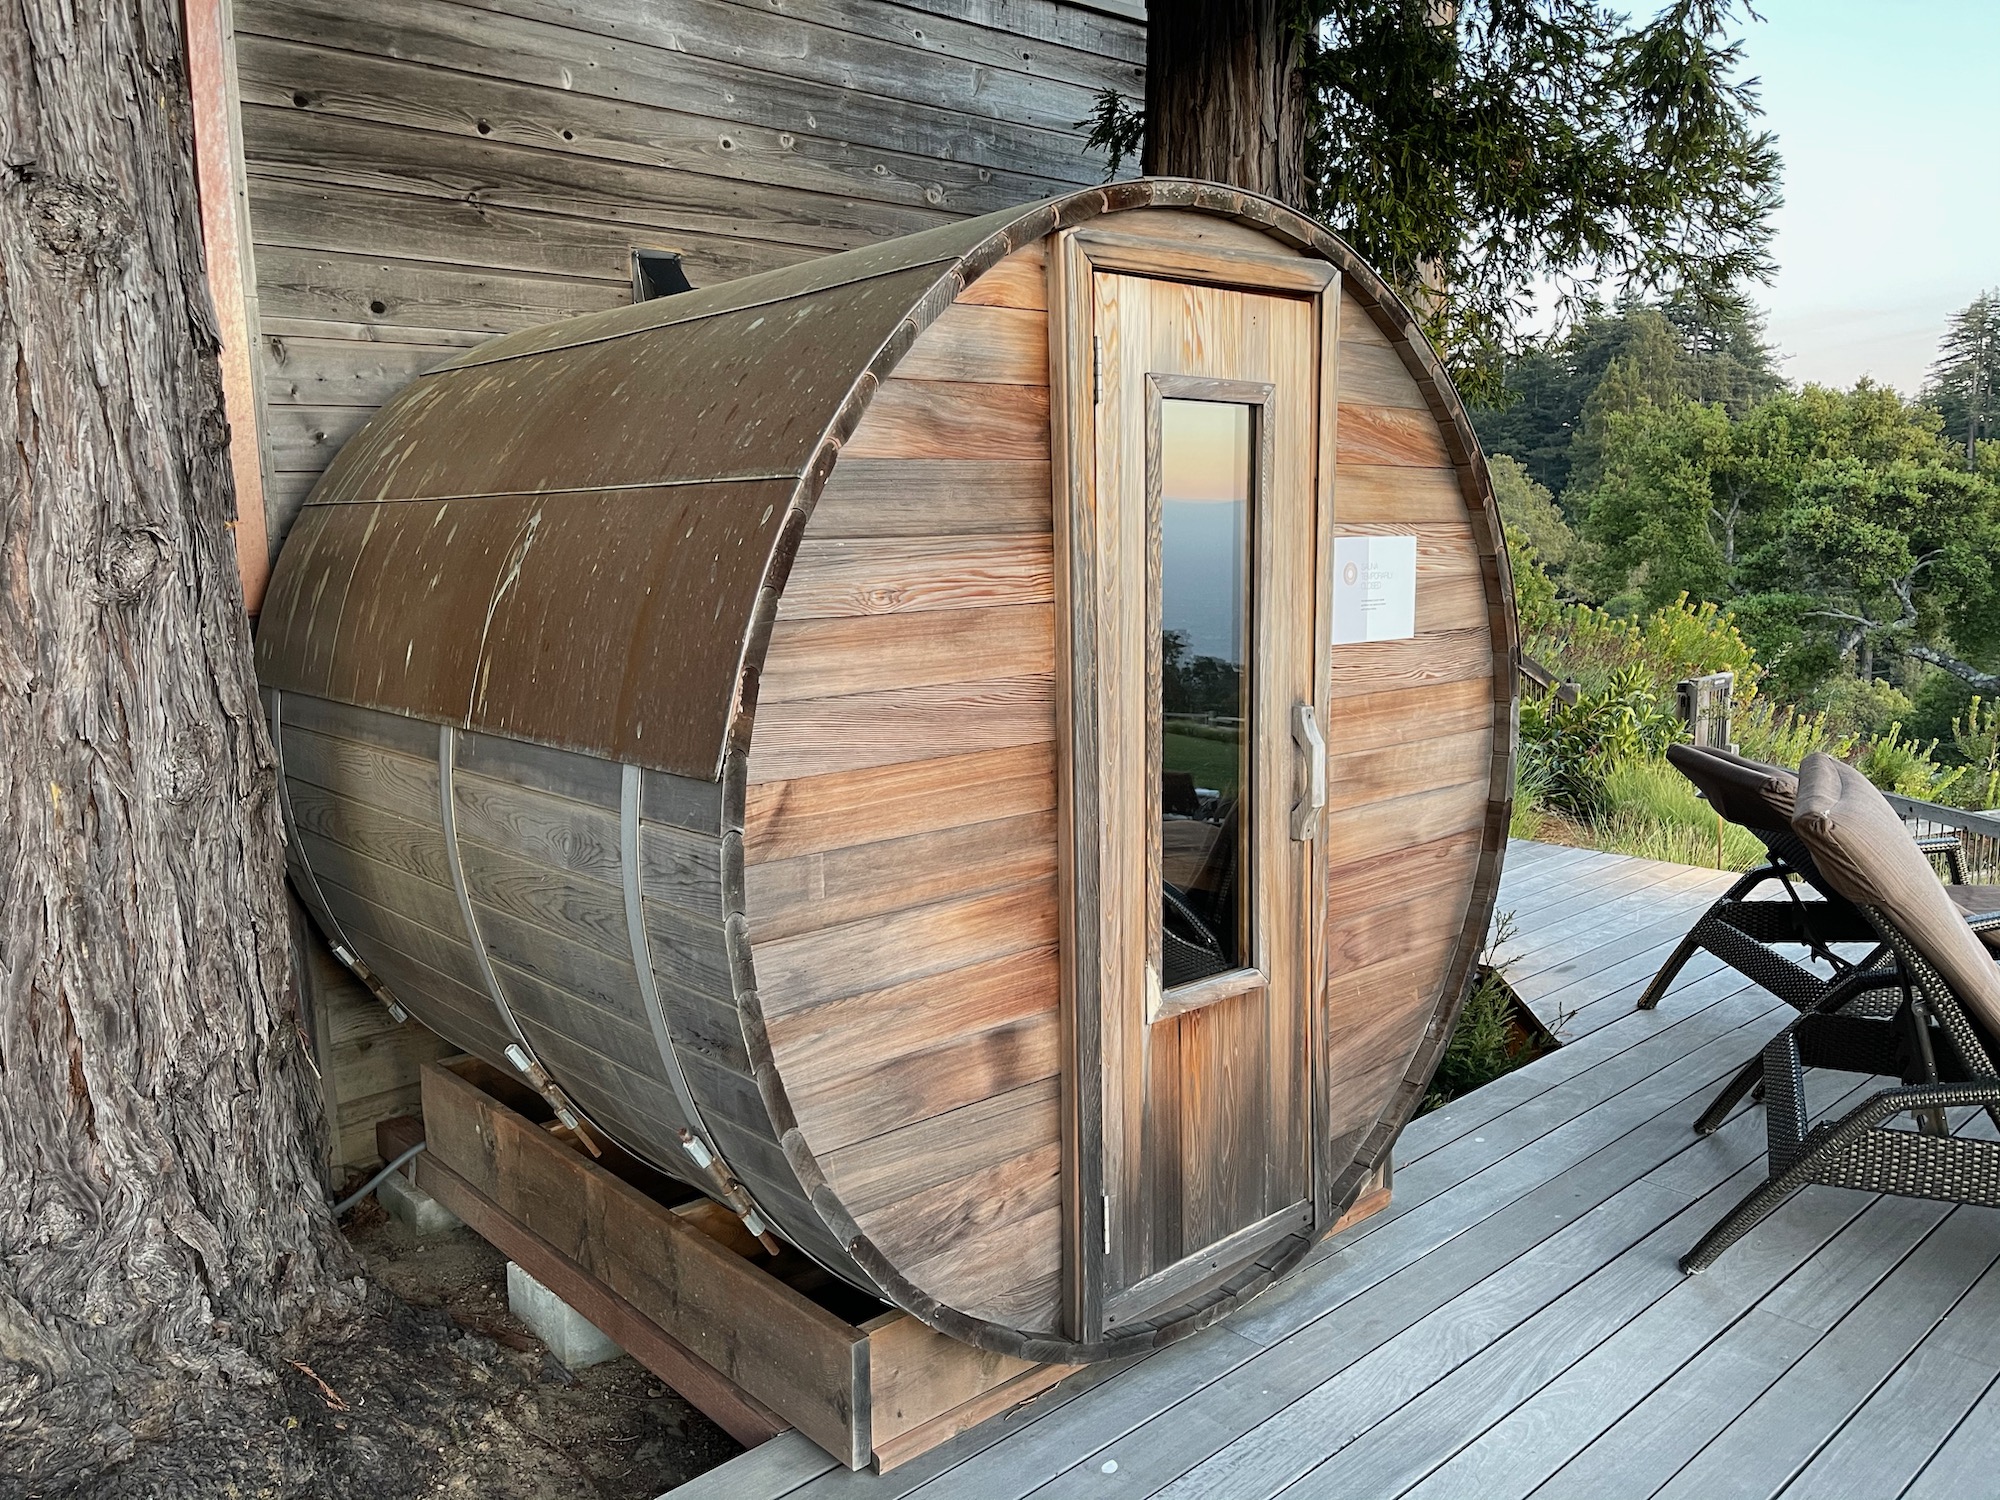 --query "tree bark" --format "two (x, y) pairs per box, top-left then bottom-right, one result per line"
(1143, 0), (1308, 208)
(0, 0), (351, 1468)
(1901, 641), (2000, 696)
